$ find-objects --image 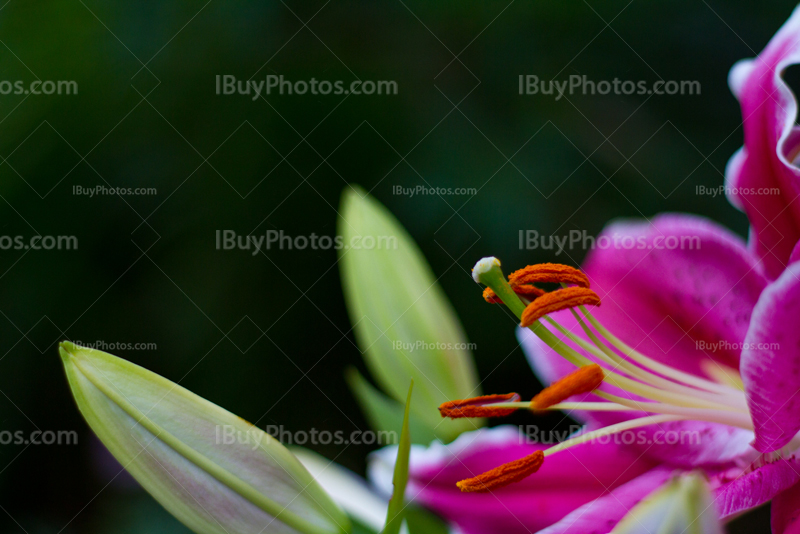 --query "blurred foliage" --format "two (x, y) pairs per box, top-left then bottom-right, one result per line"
(0, 0), (794, 532)
(339, 187), (481, 443)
